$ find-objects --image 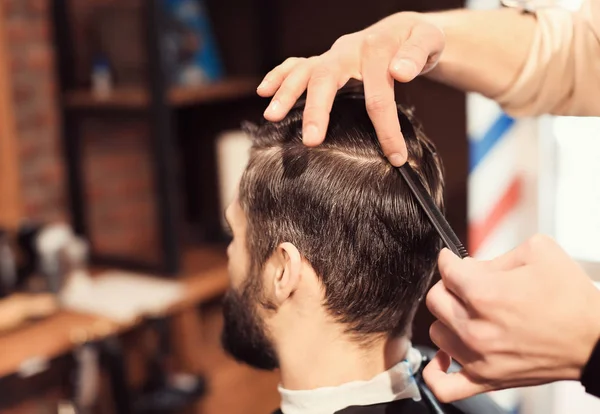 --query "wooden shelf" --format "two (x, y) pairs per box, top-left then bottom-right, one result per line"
(64, 77), (260, 110)
(0, 311), (120, 379)
(0, 245), (229, 379)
